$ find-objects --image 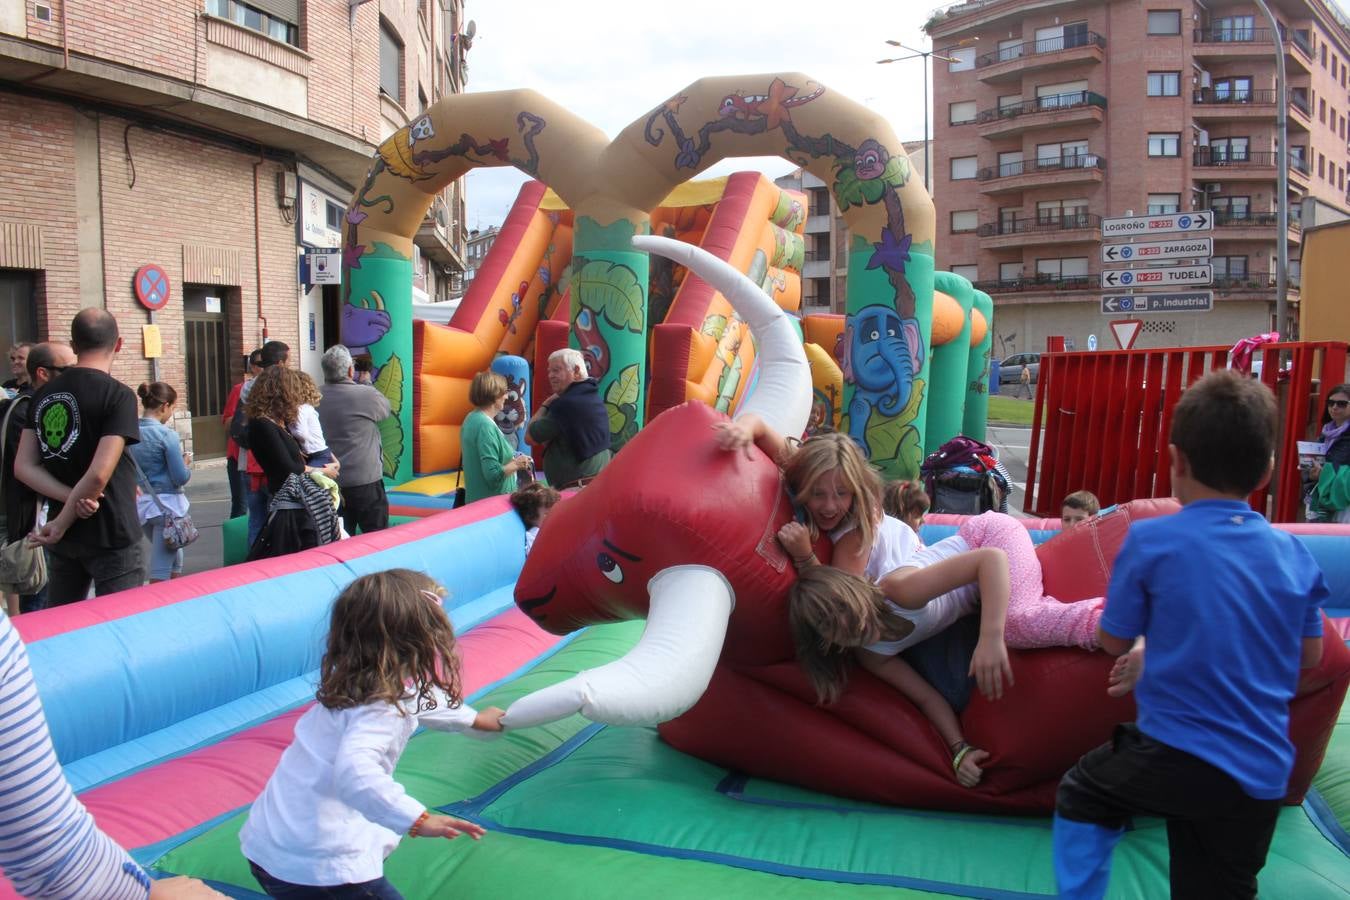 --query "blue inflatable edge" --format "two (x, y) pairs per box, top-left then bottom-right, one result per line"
(33, 509), (528, 792)
(66, 584), (519, 794)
